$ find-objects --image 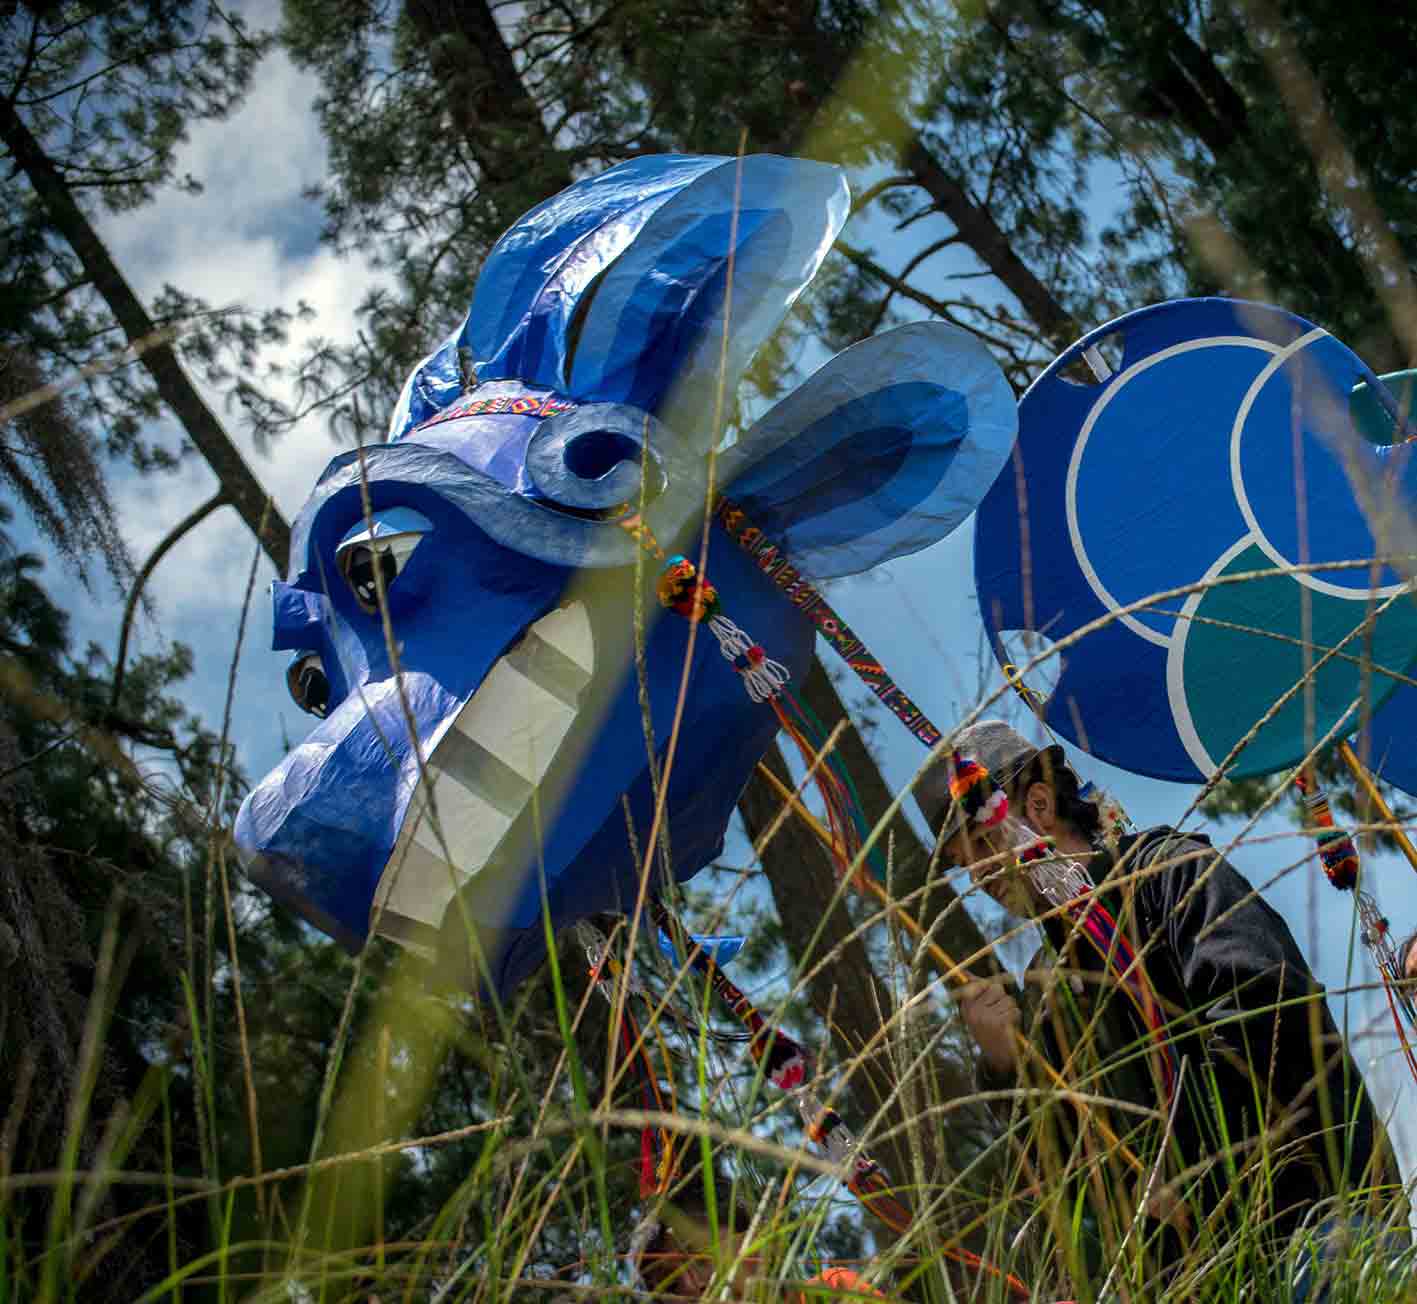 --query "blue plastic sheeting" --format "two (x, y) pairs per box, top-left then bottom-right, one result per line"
(976, 297), (1417, 784)
(388, 155), (847, 444)
(721, 322), (1017, 578)
(235, 154), (1017, 996)
(657, 931), (745, 967)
